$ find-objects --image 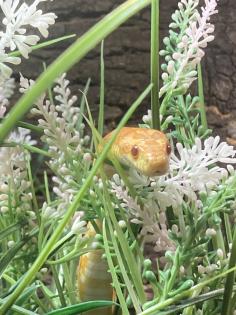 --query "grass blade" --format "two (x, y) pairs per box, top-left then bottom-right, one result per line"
(98, 40), (105, 135)
(46, 301), (116, 315)
(151, 0), (160, 129)
(0, 239), (28, 277)
(221, 229), (236, 315)
(0, 222), (22, 242)
(9, 34), (76, 57)
(158, 288), (233, 315)
(0, 298), (38, 315)
(103, 221), (129, 315)
(197, 63), (207, 131)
